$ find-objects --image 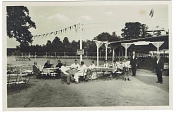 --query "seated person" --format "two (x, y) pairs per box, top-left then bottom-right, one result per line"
(110, 60), (118, 77)
(103, 60), (109, 67)
(87, 61), (96, 80)
(112, 60), (118, 73)
(44, 60), (53, 68)
(117, 60), (124, 71)
(89, 61), (96, 70)
(71, 60), (80, 69)
(123, 58), (131, 81)
(60, 63), (71, 85)
(74, 61), (87, 83)
(55, 60), (63, 78)
(33, 61), (41, 77)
